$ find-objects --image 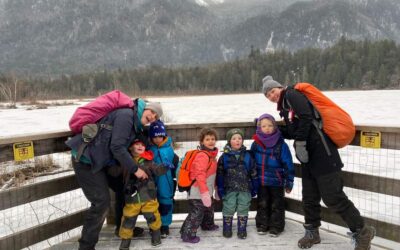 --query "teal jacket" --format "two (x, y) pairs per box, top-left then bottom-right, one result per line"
(148, 137), (176, 204)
